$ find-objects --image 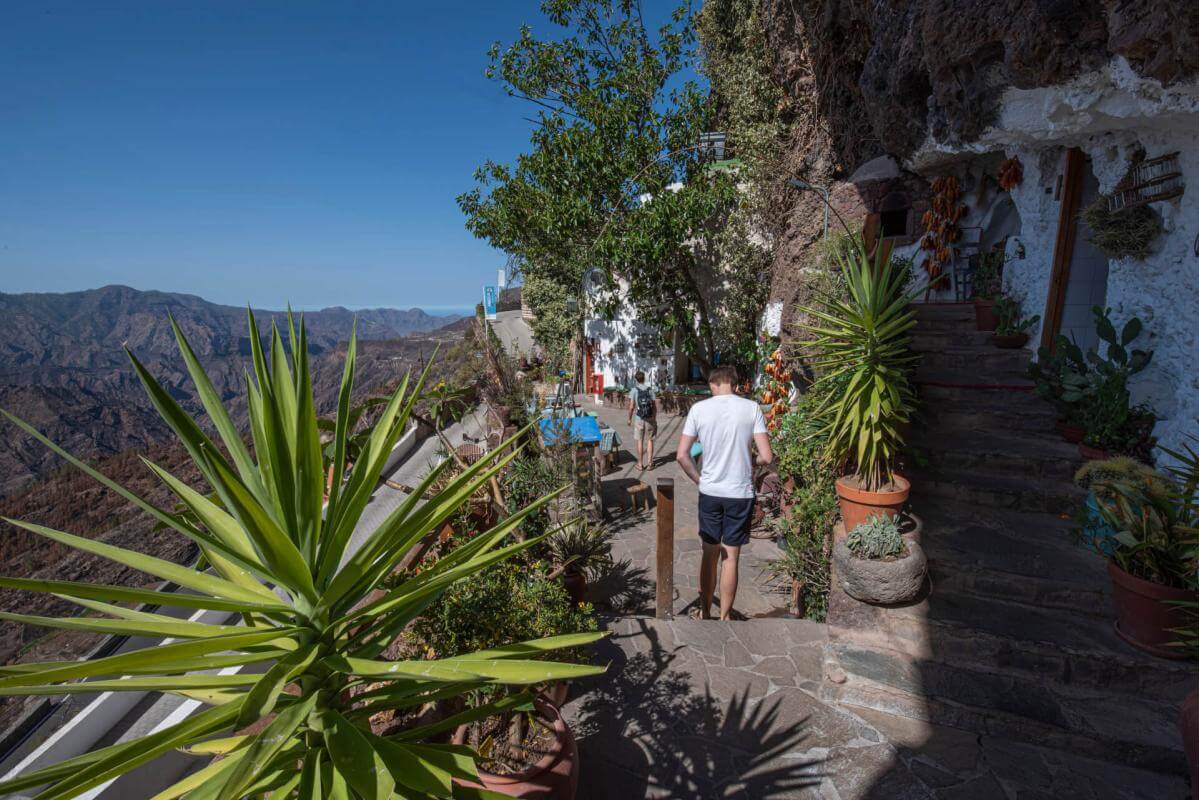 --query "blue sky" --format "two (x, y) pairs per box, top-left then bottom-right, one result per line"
(0, 1), (676, 312)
